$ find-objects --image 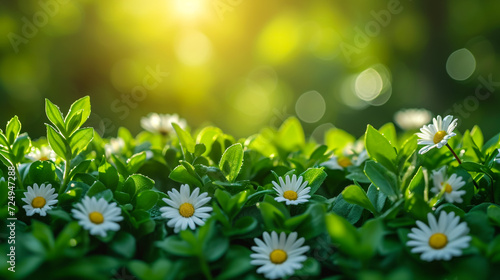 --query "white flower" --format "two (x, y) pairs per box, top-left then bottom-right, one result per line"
(416, 115), (458, 154)
(21, 183), (58, 216)
(160, 184), (212, 233)
(250, 231), (310, 279)
(104, 137), (125, 157)
(26, 146), (56, 162)
(71, 196), (123, 237)
(140, 113), (187, 135)
(321, 140), (368, 171)
(431, 167), (466, 203)
(272, 174), (311, 205)
(321, 150), (369, 170)
(394, 108), (432, 131)
(407, 211), (471, 261)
